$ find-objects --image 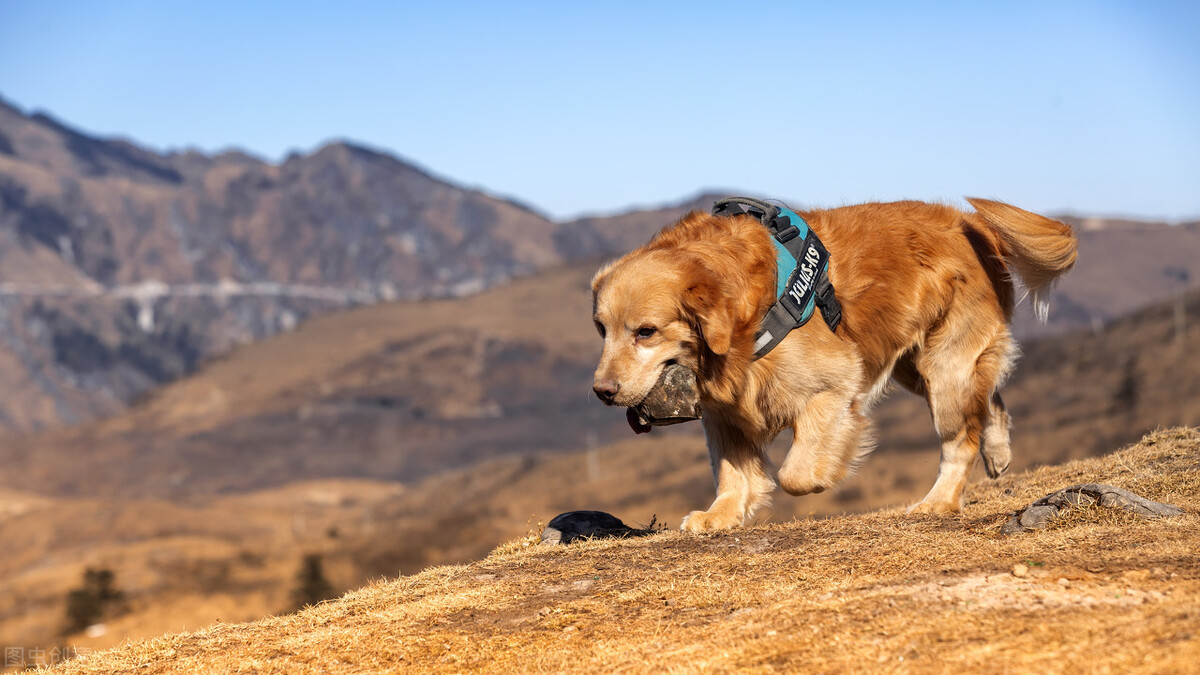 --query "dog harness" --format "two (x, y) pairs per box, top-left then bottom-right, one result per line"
(711, 197), (842, 359)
